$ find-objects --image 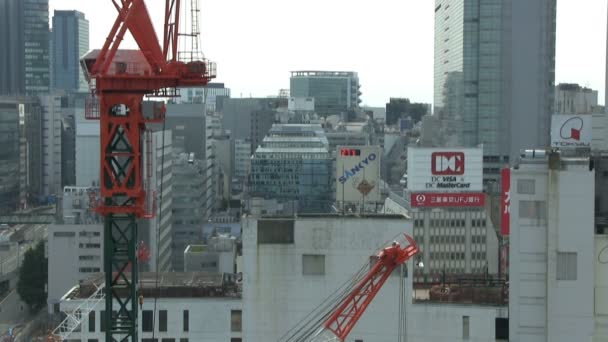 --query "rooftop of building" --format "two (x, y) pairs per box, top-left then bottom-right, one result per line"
(413, 275), (508, 307)
(290, 71), (358, 77)
(256, 212), (410, 220)
(557, 83), (597, 92)
(64, 272), (241, 300)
